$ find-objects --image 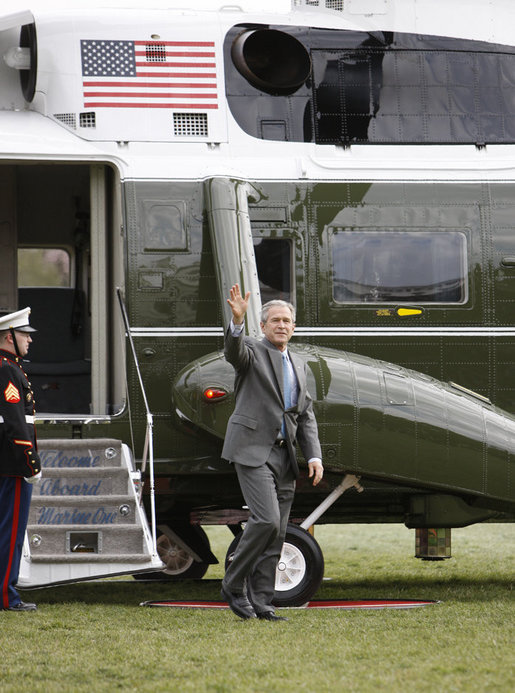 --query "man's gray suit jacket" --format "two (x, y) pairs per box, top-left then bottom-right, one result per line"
(222, 328), (322, 477)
